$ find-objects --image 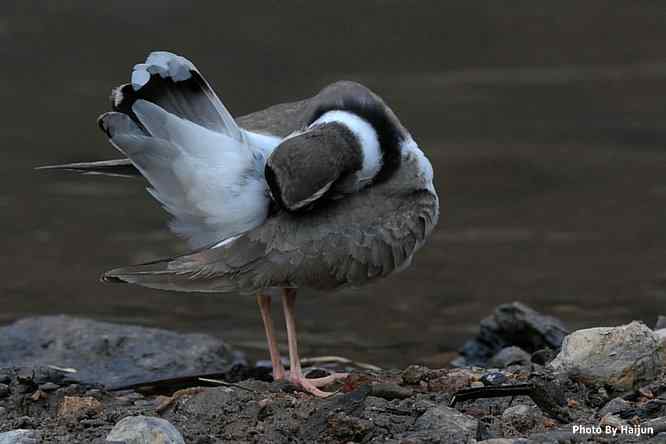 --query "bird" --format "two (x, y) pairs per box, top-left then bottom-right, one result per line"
(40, 51), (439, 397)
